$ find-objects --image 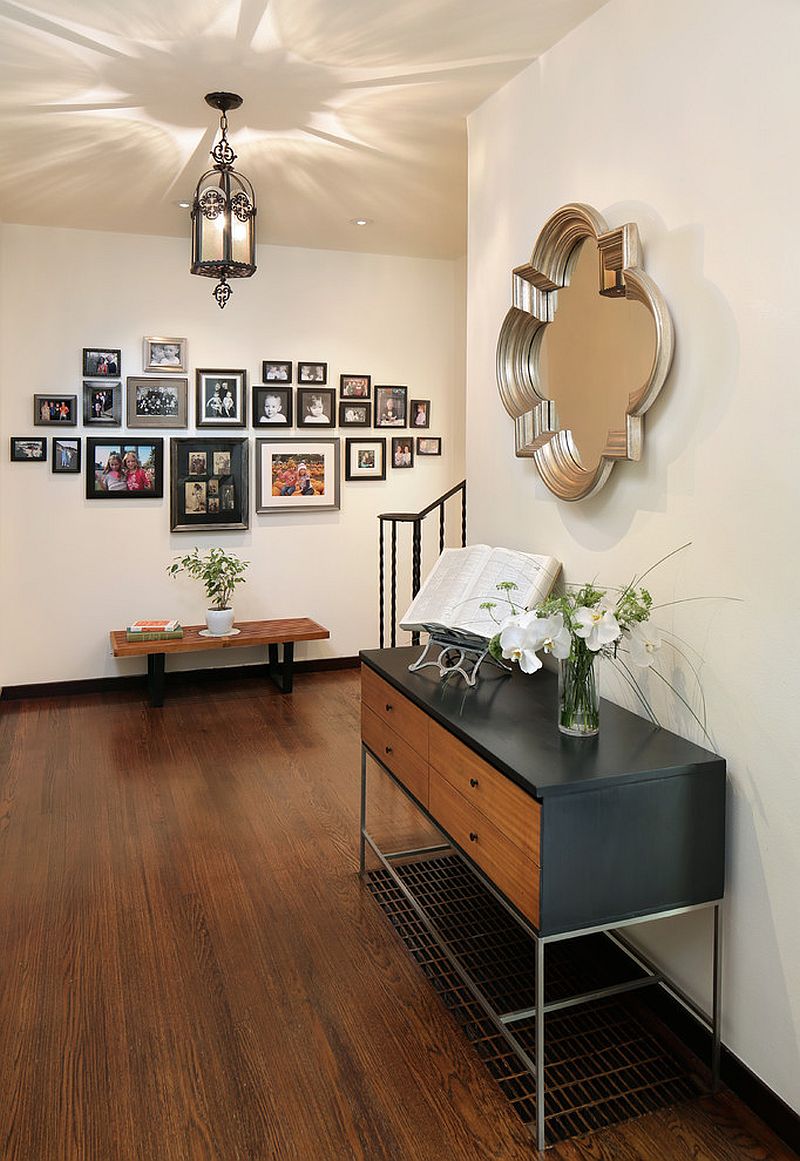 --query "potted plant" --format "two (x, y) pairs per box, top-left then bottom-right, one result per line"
(167, 546), (249, 636)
